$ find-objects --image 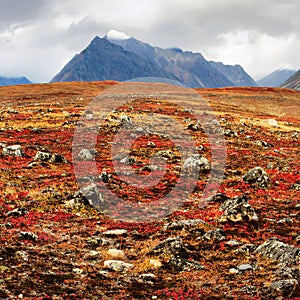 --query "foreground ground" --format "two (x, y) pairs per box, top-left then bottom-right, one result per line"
(0, 82), (299, 299)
